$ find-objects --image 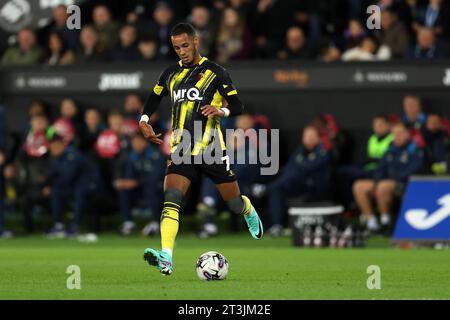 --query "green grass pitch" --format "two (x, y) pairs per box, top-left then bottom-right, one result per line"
(1, 234), (449, 299)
